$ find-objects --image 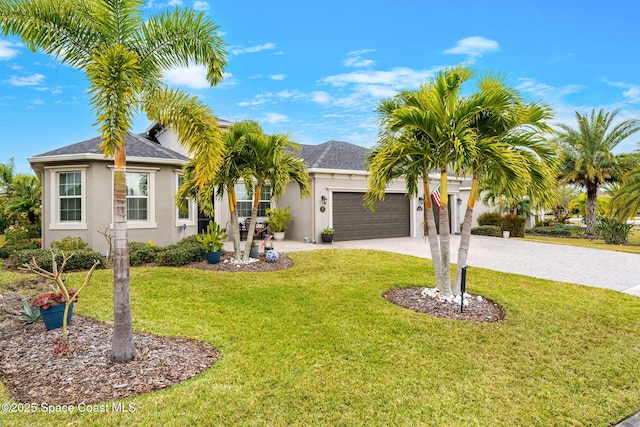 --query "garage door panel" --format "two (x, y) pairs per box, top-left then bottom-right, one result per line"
(332, 192), (409, 241)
